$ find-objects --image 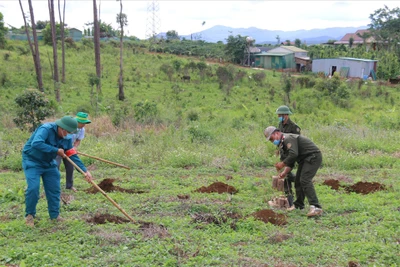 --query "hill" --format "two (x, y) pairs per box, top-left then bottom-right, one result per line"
(175, 25), (368, 44)
(0, 40), (399, 267)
